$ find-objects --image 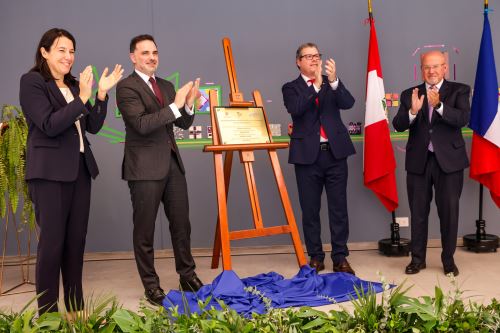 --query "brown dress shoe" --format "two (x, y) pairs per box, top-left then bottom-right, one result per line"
(309, 258), (325, 272)
(405, 262), (426, 274)
(333, 260), (355, 275)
